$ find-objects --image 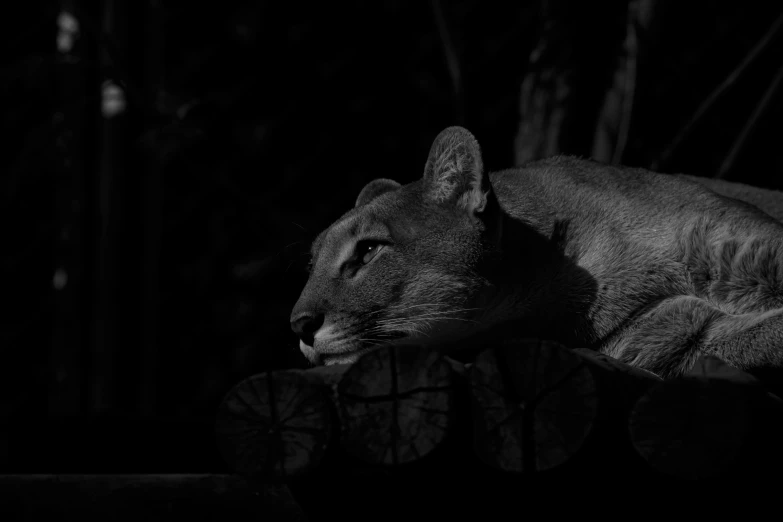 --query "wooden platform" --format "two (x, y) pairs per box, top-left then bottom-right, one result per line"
(0, 474), (307, 521)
